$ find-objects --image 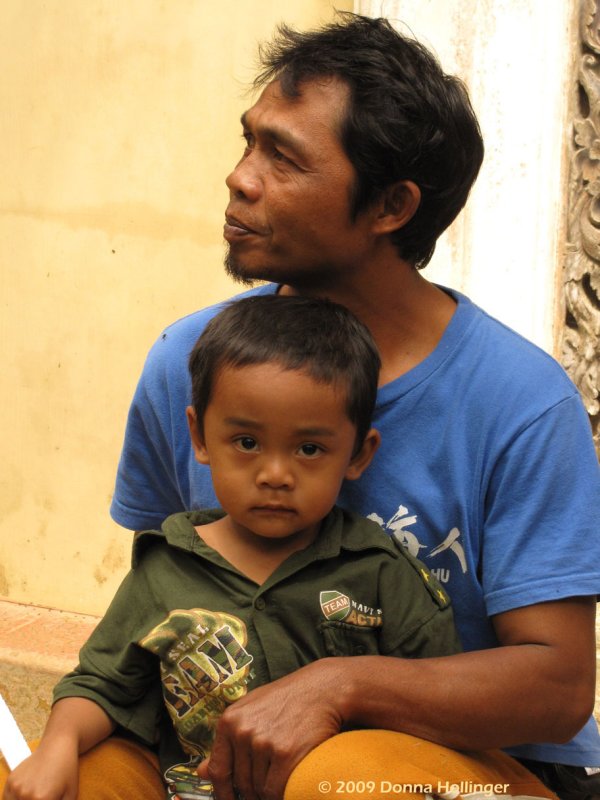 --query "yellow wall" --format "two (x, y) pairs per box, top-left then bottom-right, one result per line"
(0, 1), (351, 616)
